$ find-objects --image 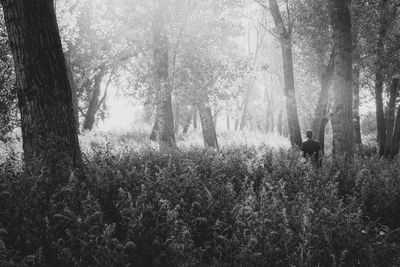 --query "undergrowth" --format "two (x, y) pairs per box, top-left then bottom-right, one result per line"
(0, 132), (400, 266)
